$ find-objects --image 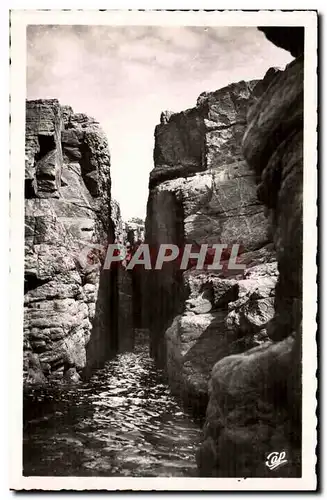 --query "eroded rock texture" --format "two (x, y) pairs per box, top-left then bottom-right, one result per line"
(116, 218), (145, 352)
(165, 259), (278, 412)
(24, 99), (119, 384)
(199, 30), (303, 477)
(144, 79), (277, 412)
